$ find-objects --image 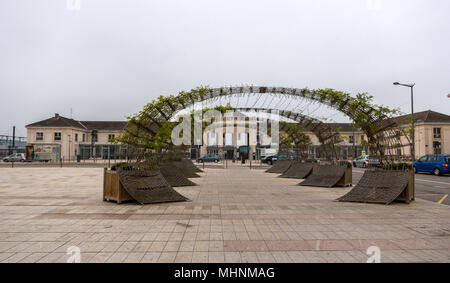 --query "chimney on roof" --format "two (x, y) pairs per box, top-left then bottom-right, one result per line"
(55, 113), (60, 118)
